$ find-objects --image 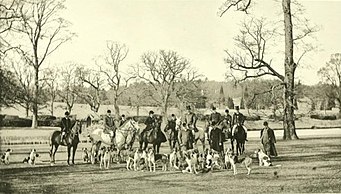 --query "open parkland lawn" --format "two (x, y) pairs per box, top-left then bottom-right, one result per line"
(0, 128), (341, 194)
